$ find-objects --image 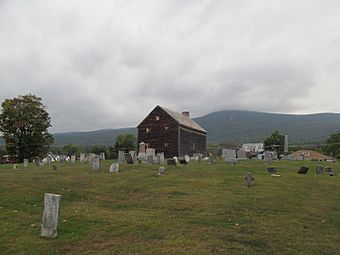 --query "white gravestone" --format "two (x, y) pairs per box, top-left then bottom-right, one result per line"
(80, 154), (86, 164)
(184, 155), (190, 163)
(71, 155), (76, 163)
(92, 156), (101, 170)
(41, 193), (61, 238)
(109, 163), (119, 173)
(24, 158), (29, 168)
(157, 152), (165, 163)
(100, 152), (105, 160)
